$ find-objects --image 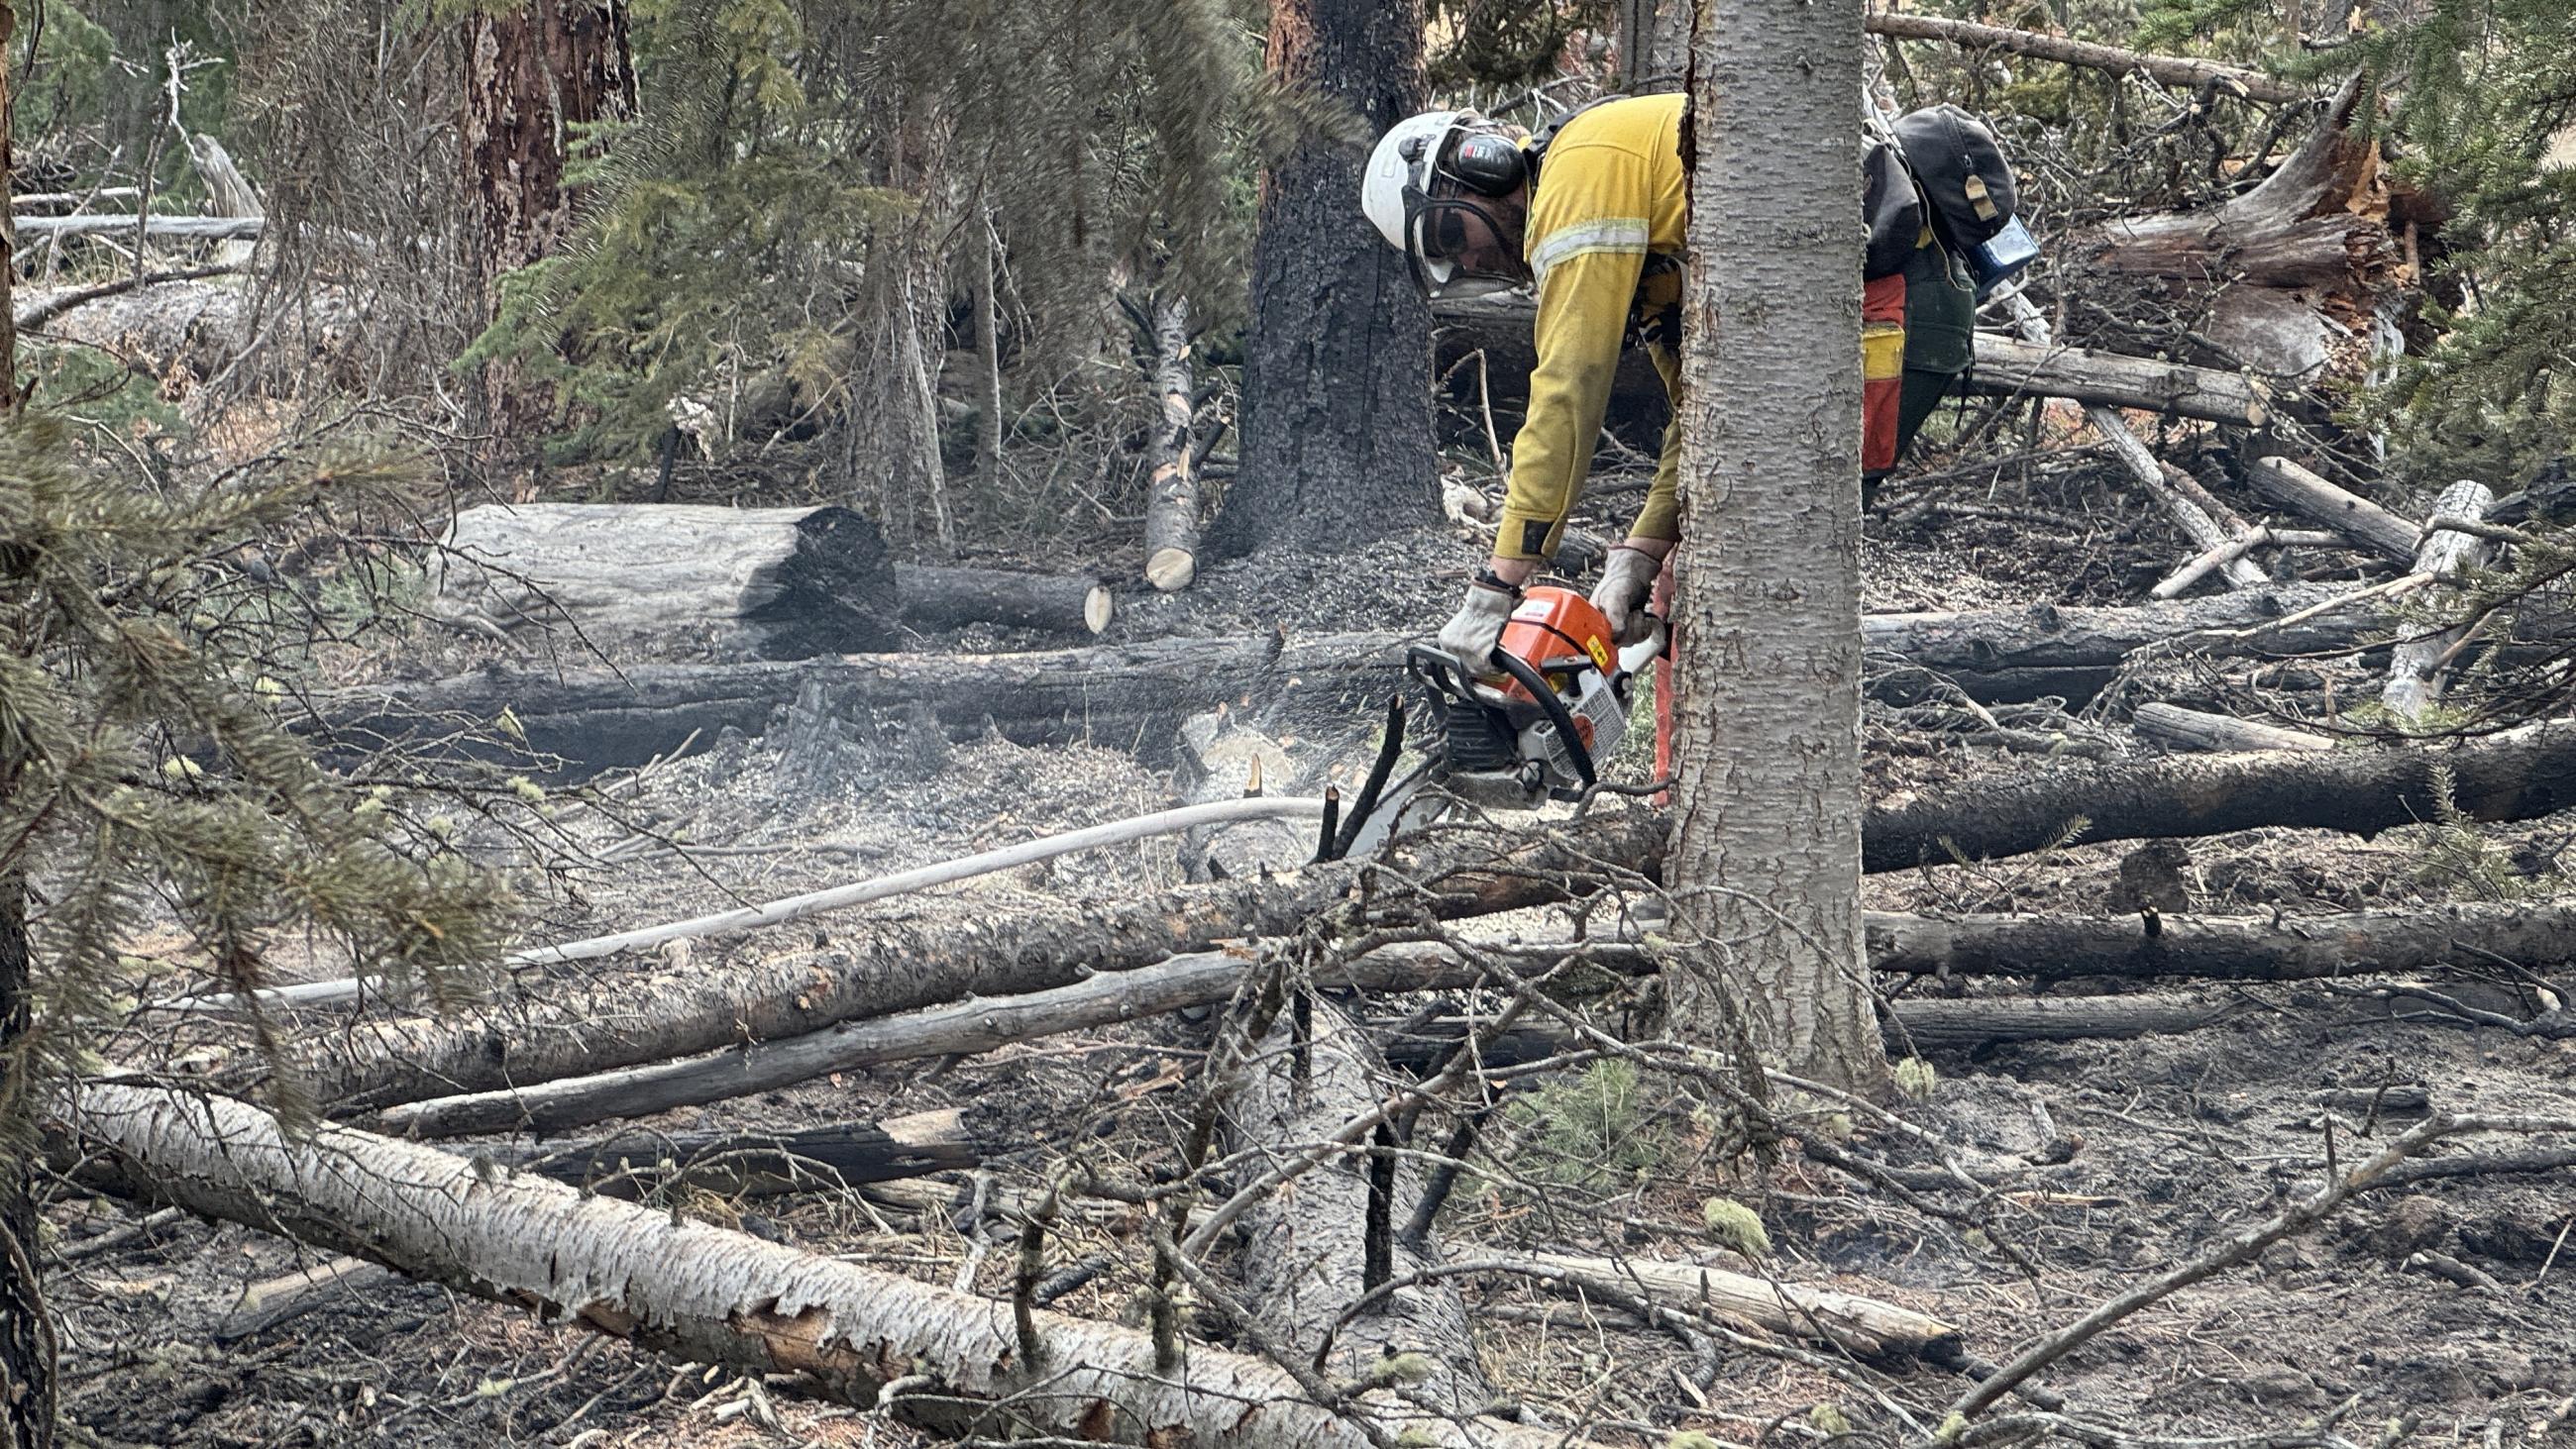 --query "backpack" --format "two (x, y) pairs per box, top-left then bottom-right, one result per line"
(1891, 104), (2019, 252)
